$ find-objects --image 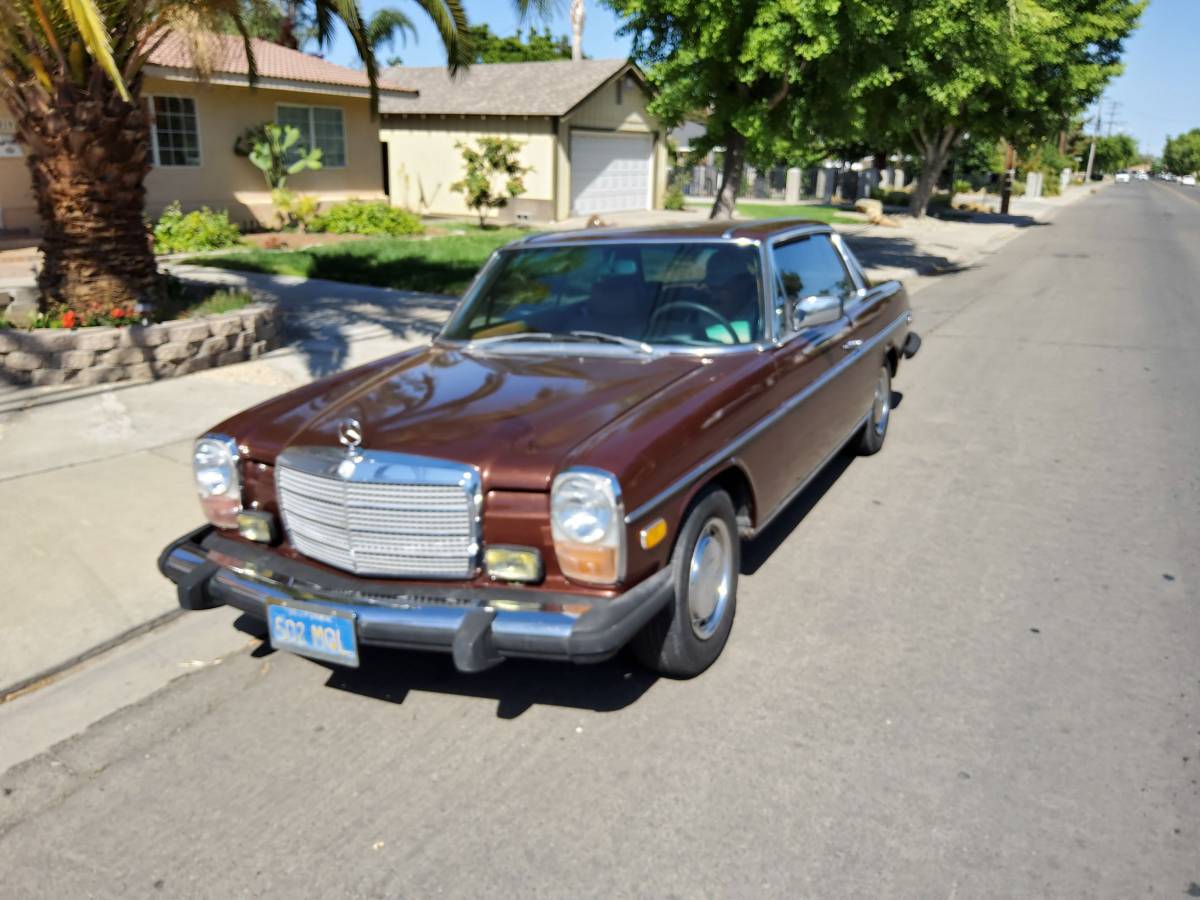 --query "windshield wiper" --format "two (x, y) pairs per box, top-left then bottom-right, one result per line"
(566, 331), (654, 355)
(467, 330), (653, 355)
(467, 332), (558, 347)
